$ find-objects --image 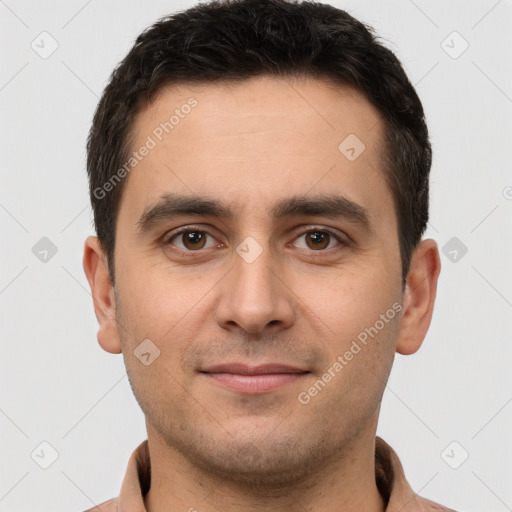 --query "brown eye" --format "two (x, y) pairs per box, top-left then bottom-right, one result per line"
(166, 229), (217, 251)
(181, 231), (207, 250)
(305, 231), (330, 250)
(293, 229), (342, 252)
